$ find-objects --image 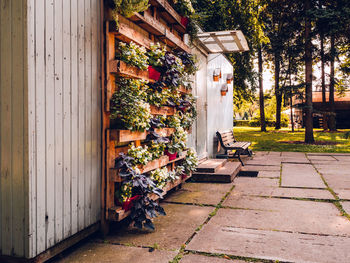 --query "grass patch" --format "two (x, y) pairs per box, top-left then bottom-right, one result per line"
(234, 127), (350, 153)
